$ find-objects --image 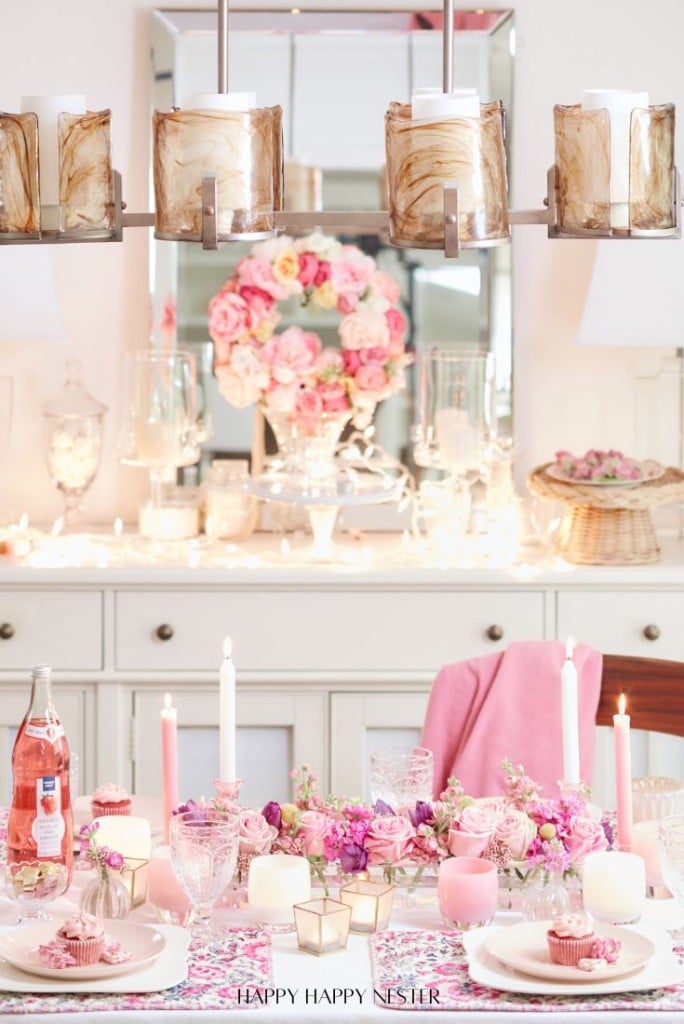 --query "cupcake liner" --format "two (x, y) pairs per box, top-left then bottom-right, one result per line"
(63, 935), (105, 966)
(91, 800), (132, 818)
(547, 931), (595, 966)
